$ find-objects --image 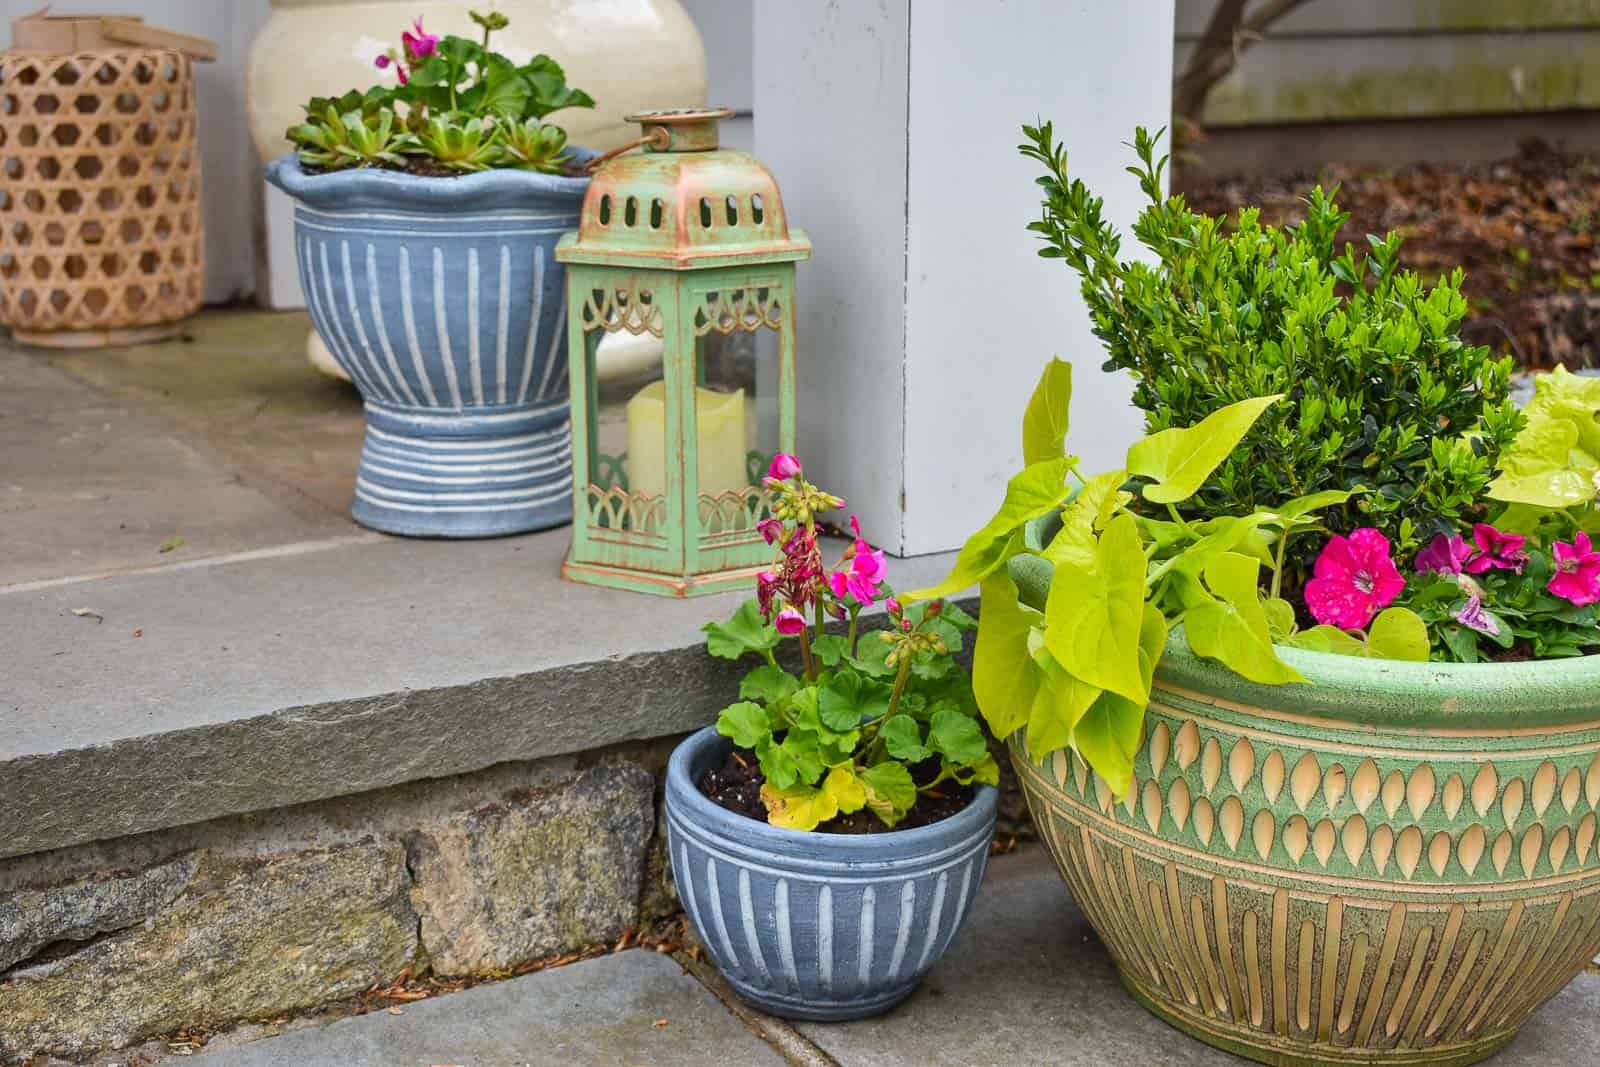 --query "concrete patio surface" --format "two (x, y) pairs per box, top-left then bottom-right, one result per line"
(183, 847), (1600, 1067)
